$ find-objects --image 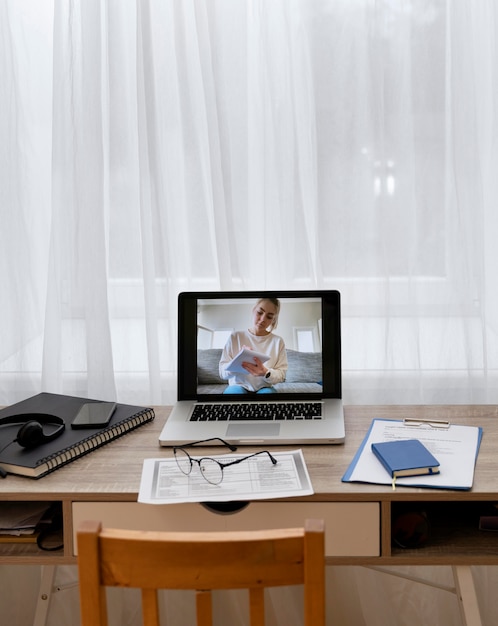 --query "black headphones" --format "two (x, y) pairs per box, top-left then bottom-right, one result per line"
(0, 413), (65, 449)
